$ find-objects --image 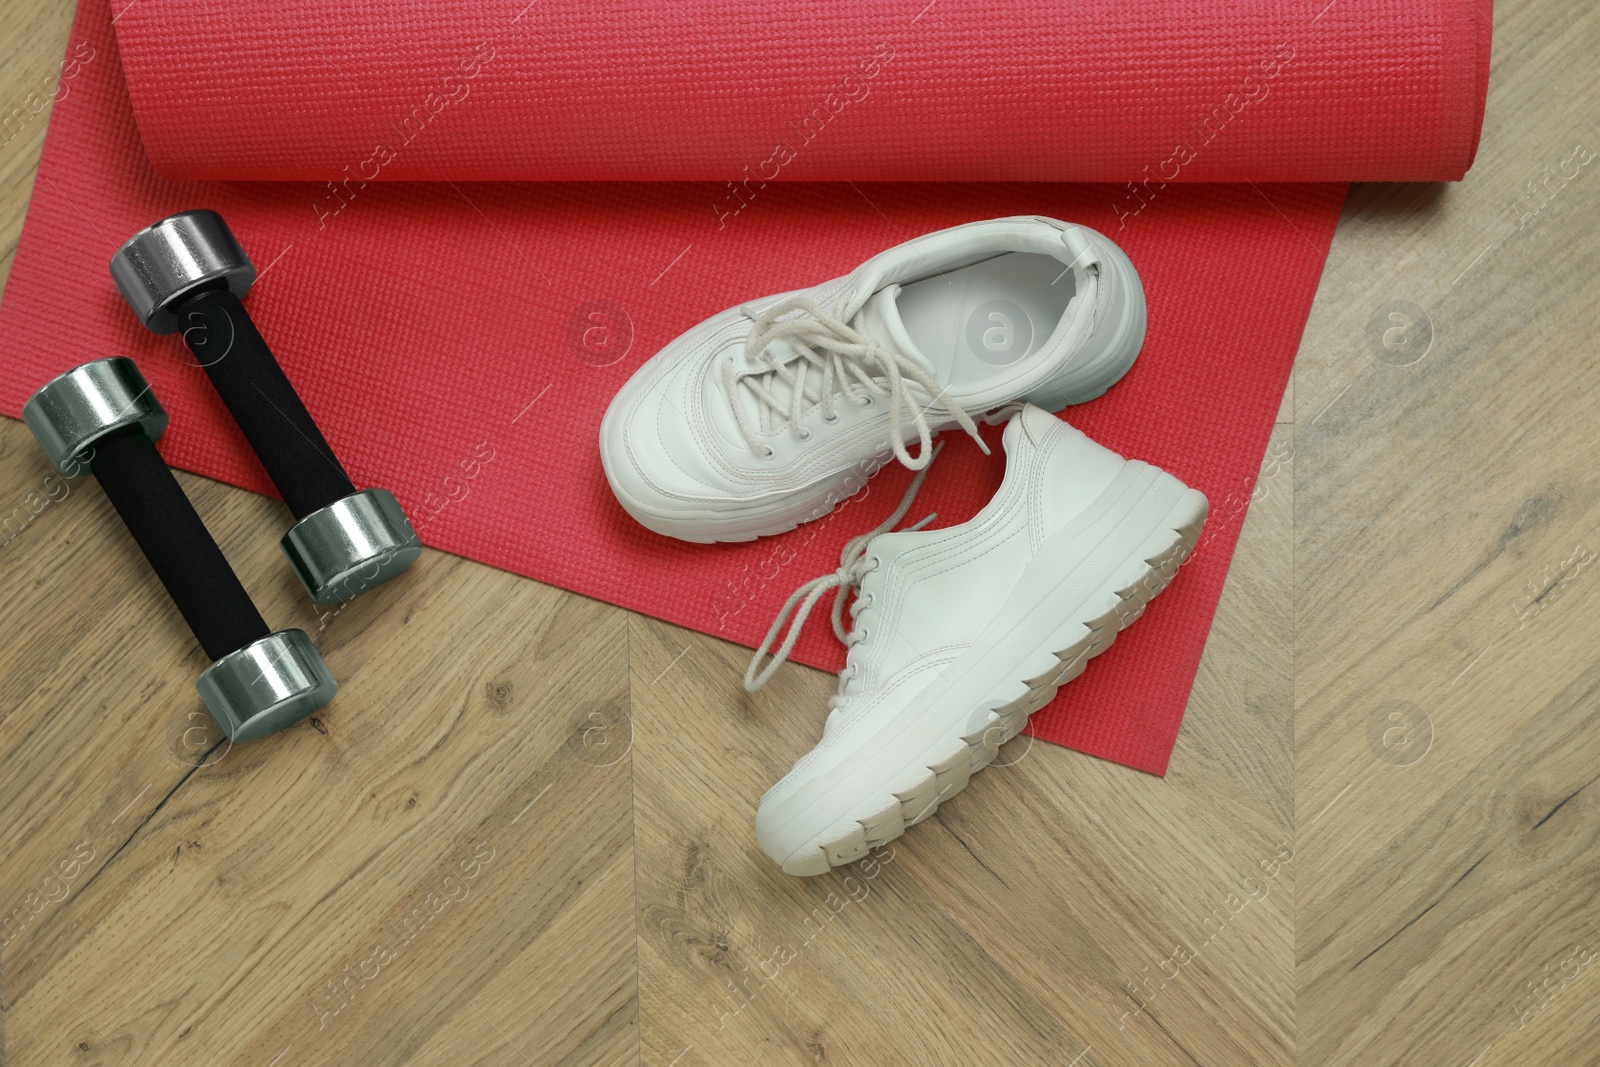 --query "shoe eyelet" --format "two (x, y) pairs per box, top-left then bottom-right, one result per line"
(822, 412), (840, 423)
(869, 556), (881, 570)
(760, 445), (776, 459)
(859, 396), (876, 408)
(797, 427), (813, 441)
